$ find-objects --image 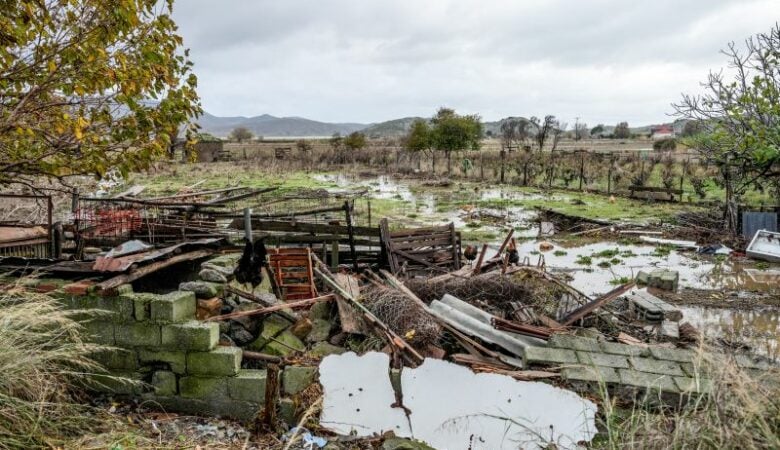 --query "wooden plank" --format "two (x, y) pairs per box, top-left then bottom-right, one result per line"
(393, 248), (450, 273)
(450, 222), (461, 270)
(471, 243), (489, 275)
(380, 219), (399, 273)
(96, 250), (213, 291)
(389, 225), (452, 238)
(229, 218), (380, 237)
(391, 236), (454, 250)
(205, 294), (335, 322)
(560, 282), (636, 326)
